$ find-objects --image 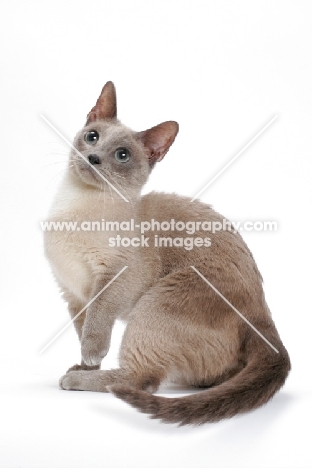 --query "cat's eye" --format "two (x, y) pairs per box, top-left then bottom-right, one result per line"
(114, 148), (130, 163)
(84, 130), (99, 145)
